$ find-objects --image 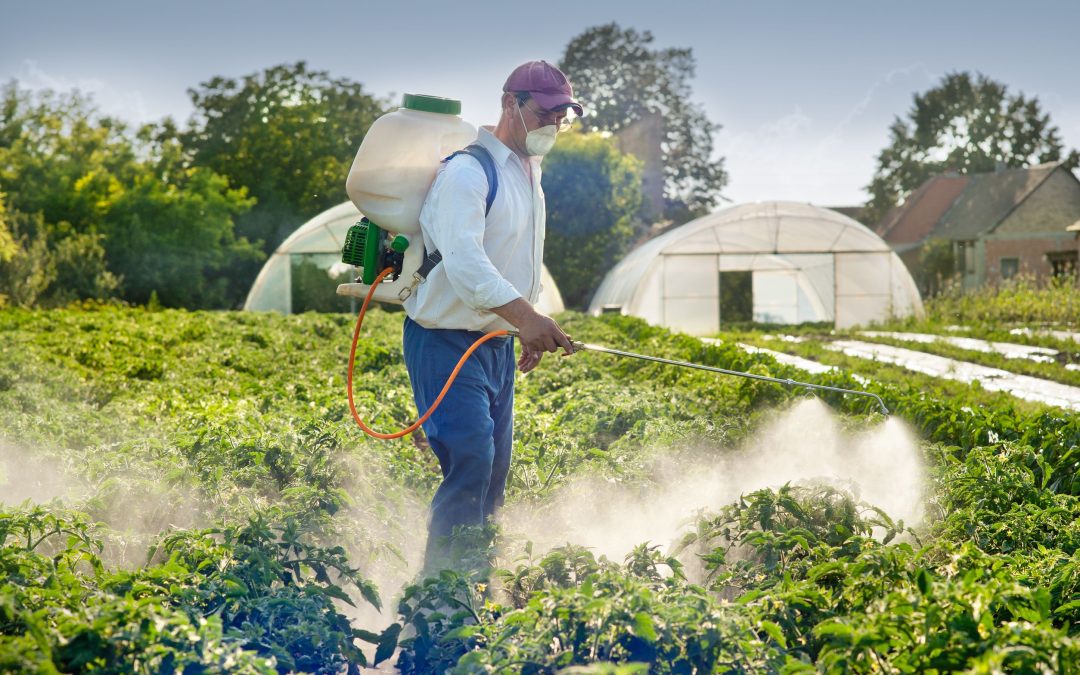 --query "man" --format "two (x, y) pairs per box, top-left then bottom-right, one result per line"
(402, 60), (582, 572)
